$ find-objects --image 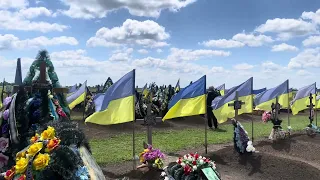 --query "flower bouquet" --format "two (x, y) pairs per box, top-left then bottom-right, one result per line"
(262, 111), (271, 123)
(261, 110), (290, 140)
(231, 119), (255, 154)
(161, 153), (220, 180)
(137, 143), (165, 171)
(1, 126), (90, 180)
